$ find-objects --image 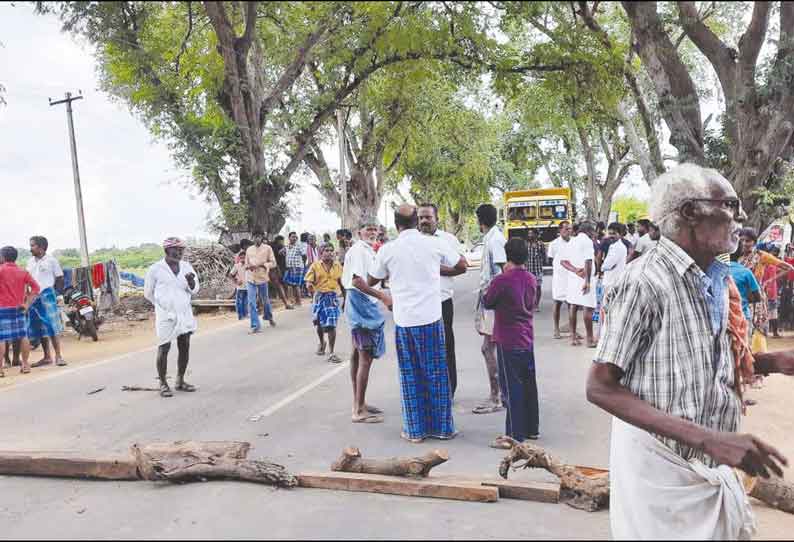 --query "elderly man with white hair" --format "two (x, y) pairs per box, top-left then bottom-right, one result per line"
(586, 163), (794, 539)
